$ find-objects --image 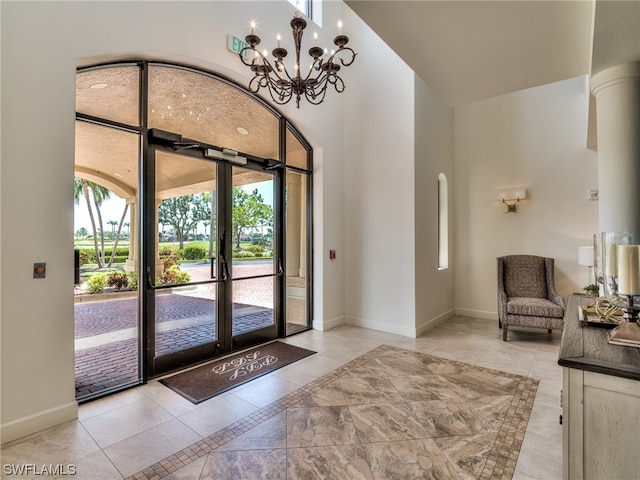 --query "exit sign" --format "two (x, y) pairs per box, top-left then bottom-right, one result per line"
(228, 35), (250, 58)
